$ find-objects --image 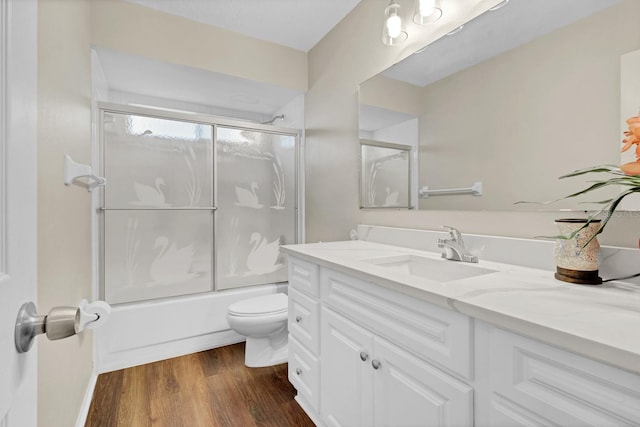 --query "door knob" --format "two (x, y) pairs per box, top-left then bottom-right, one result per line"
(14, 300), (111, 353)
(14, 302), (46, 353)
(371, 359), (381, 370)
(360, 351), (369, 361)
